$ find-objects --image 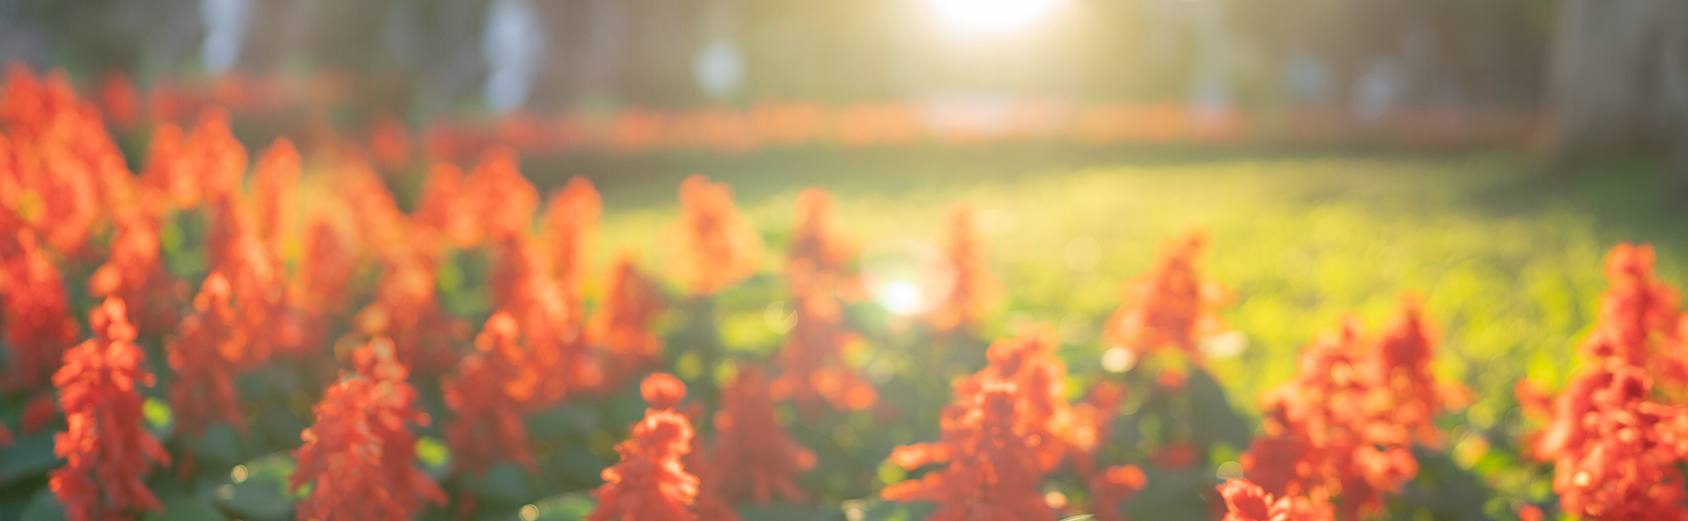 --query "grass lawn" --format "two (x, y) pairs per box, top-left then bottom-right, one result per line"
(568, 148), (1685, 433)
